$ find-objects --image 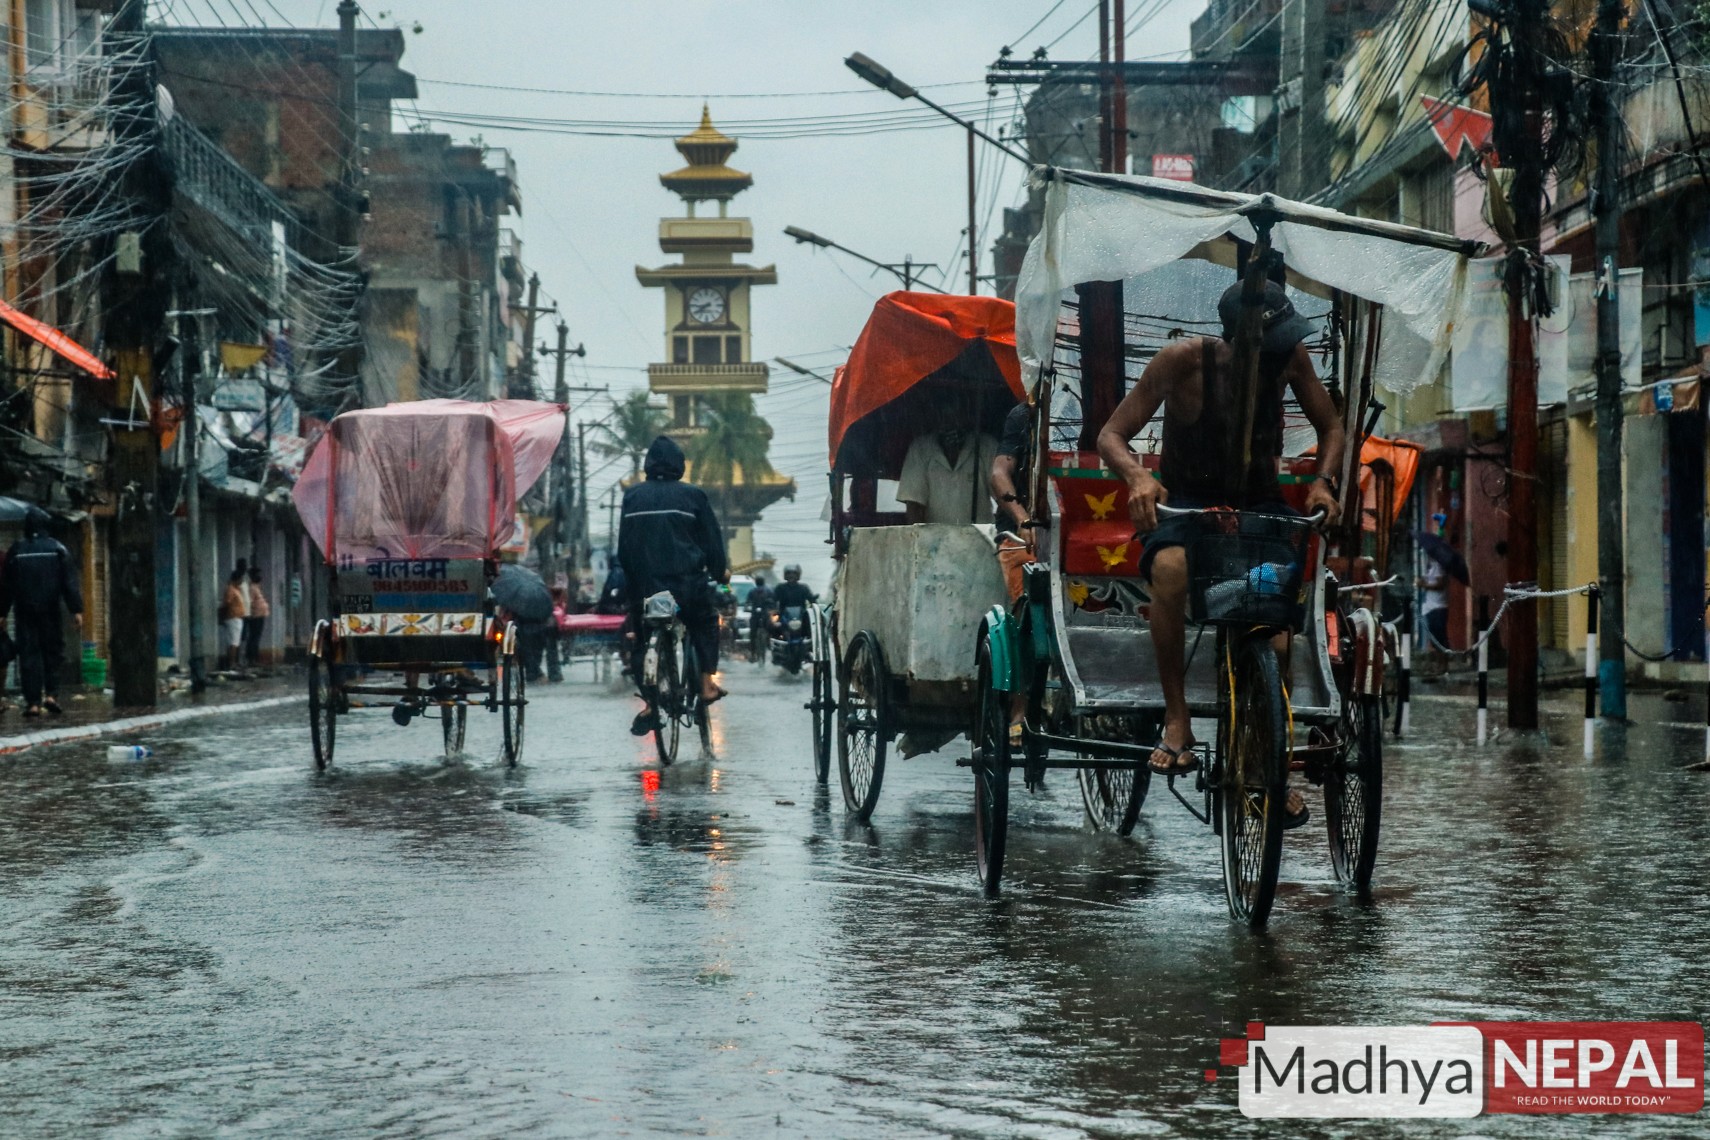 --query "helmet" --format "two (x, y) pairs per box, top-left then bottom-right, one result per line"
(783, 563), (802, 581)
